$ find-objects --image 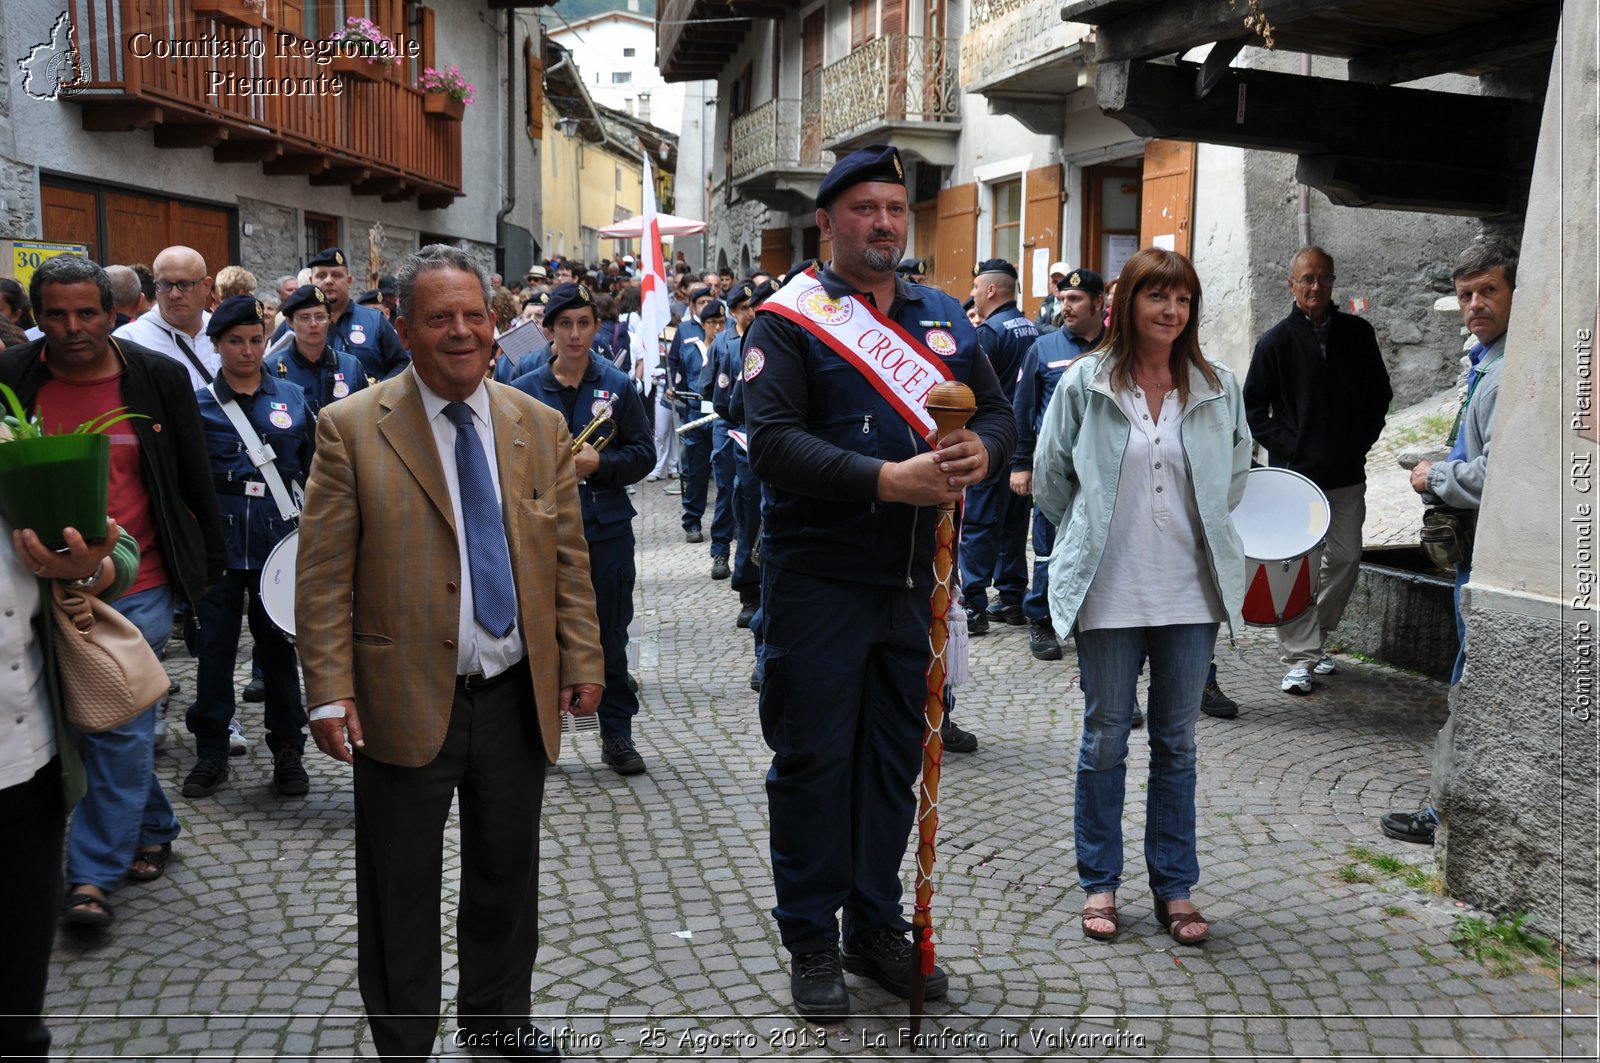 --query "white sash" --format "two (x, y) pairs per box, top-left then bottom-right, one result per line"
(759, 270), (954, 436)
(209, 384), (300, 523)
